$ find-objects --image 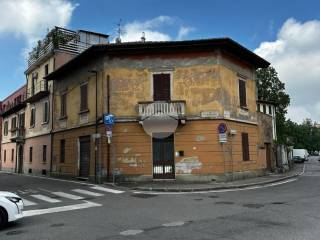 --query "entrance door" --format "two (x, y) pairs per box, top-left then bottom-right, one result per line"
(152, 134), (175, 179)
(265, 143), (272, 170)
(79, 136), (90, 178)
(153, 74), (171, 101)
(17, 145), (24, 173)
